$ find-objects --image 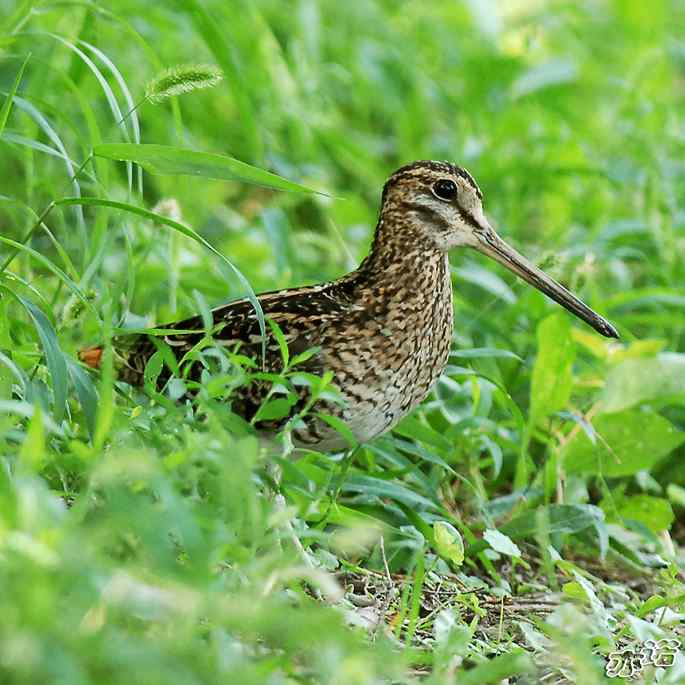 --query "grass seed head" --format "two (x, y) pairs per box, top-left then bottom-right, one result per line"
(145, 64), (224, 104)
